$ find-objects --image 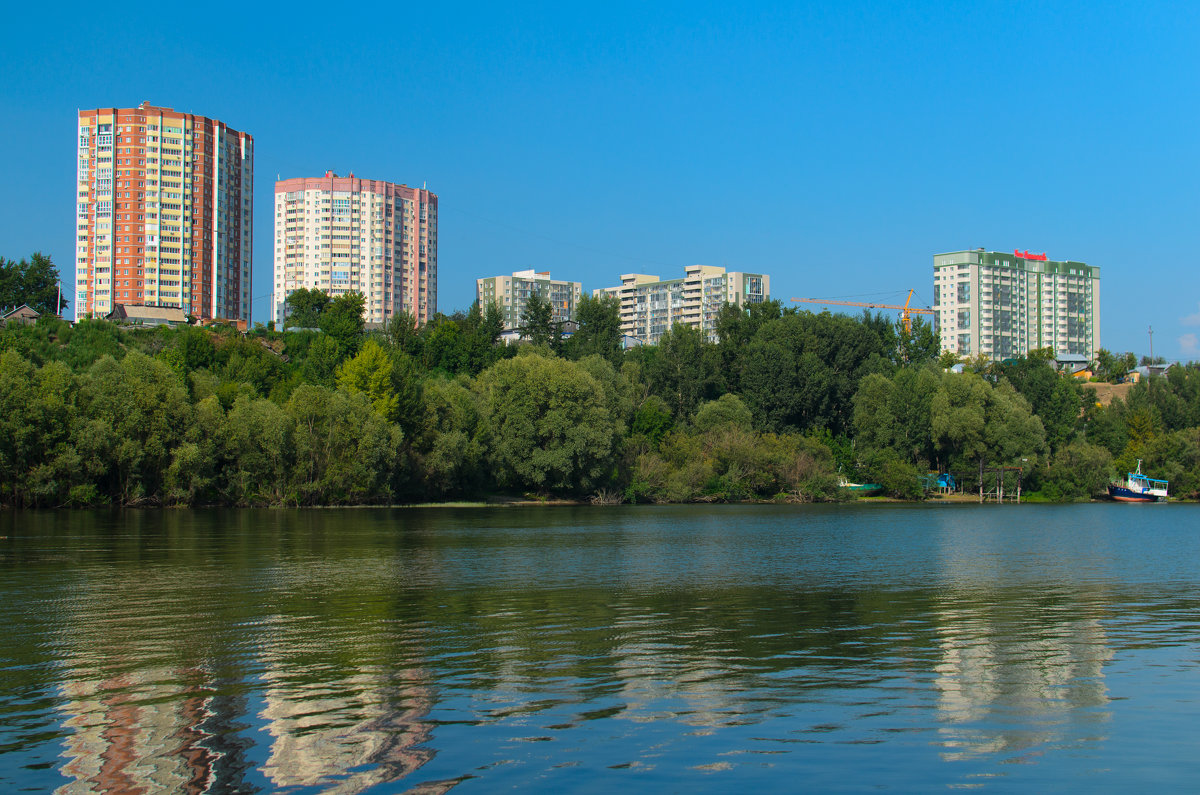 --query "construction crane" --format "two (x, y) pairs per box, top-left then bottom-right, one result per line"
(789, 289), (934, 334)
